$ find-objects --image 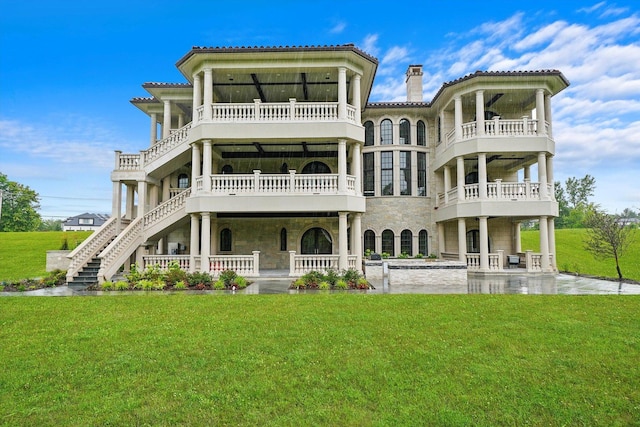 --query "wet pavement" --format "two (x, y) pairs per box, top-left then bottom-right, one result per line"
(1, 274), (639, 296)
